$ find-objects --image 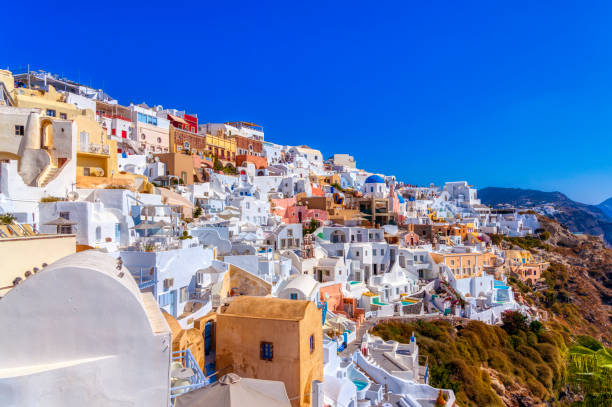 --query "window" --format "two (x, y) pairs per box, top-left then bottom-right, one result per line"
(121, 130), (127, 138)
(373, 249), (377, 256)
(46, 109), (56, 117)
(157, 137), (162, 143)
(14, 125), (24, 136)
(310, 335), (315, 352)
(59, 113), (67, 120)
(184, 142), (190, 149)
(141, 134), (146, 140)
(59, 211), (70, 220)
(260, 342), (273, 361)
(179, 286), (188, 302)
(158, 292), (173, 307)
(290, 293), (298, 300)
(95, 226), (101, 241)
